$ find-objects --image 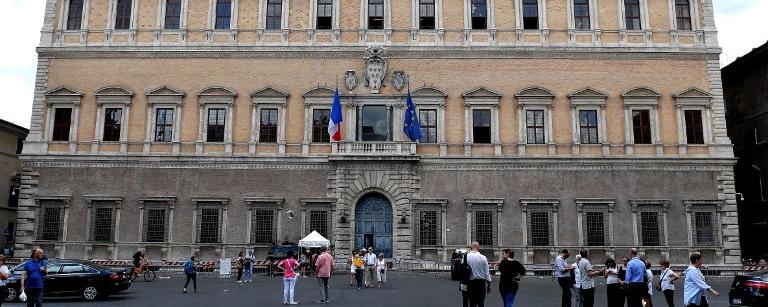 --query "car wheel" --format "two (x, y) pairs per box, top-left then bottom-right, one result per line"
(4, 287), (17, 302)
(82, 286), (98, 301)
